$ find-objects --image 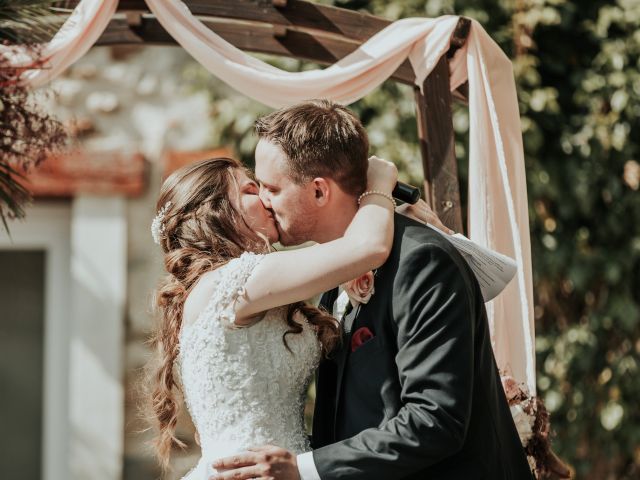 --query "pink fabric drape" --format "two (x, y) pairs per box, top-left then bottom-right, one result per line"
(3, 0), (536, 394)
(0, 0), (116, 88)
(463, 27), (535, 393)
